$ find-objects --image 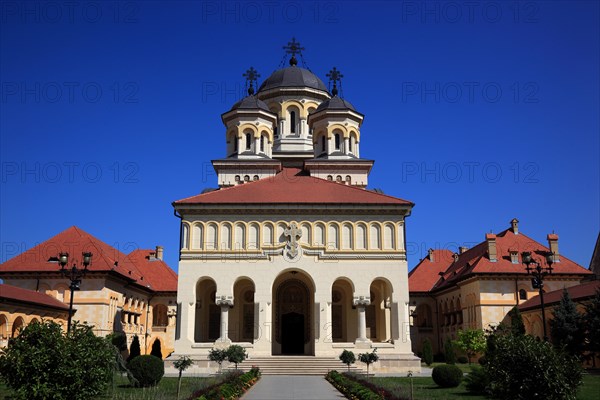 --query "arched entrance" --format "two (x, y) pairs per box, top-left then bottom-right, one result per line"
(272, 272), (314, 355)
